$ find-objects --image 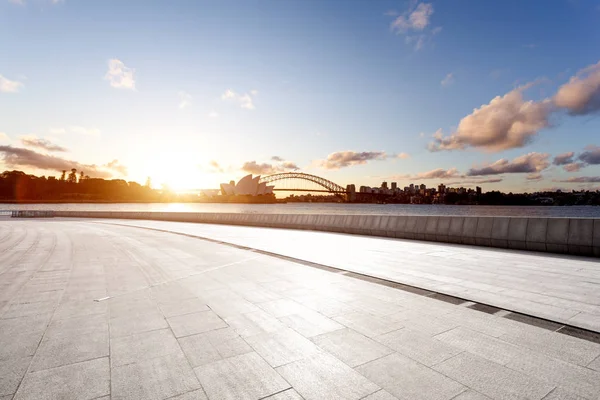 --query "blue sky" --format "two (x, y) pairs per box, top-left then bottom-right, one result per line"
(1, 0), (599, 192)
